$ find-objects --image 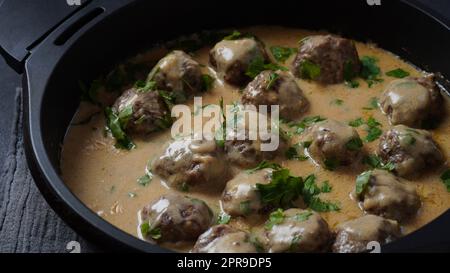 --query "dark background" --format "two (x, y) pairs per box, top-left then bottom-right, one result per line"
(0, 0), (449, 253)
